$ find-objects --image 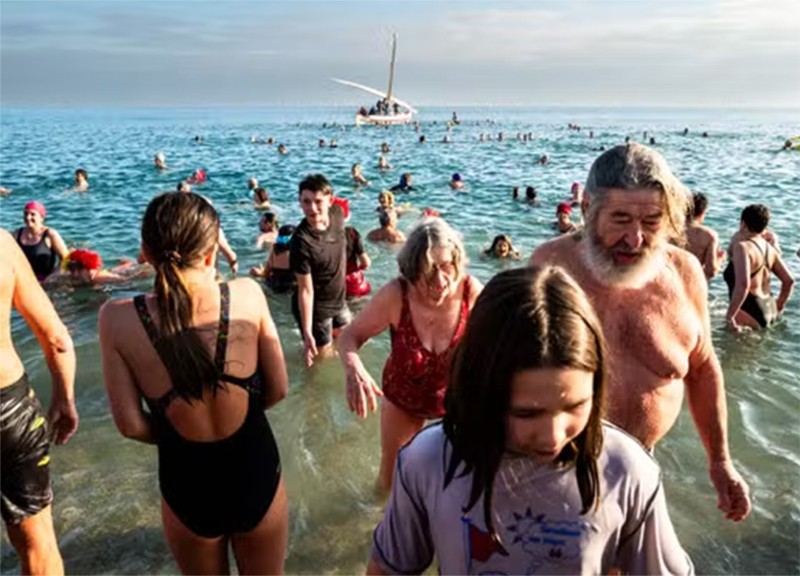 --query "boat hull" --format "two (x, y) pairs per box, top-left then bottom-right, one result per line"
(355, 113), (413, 126)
